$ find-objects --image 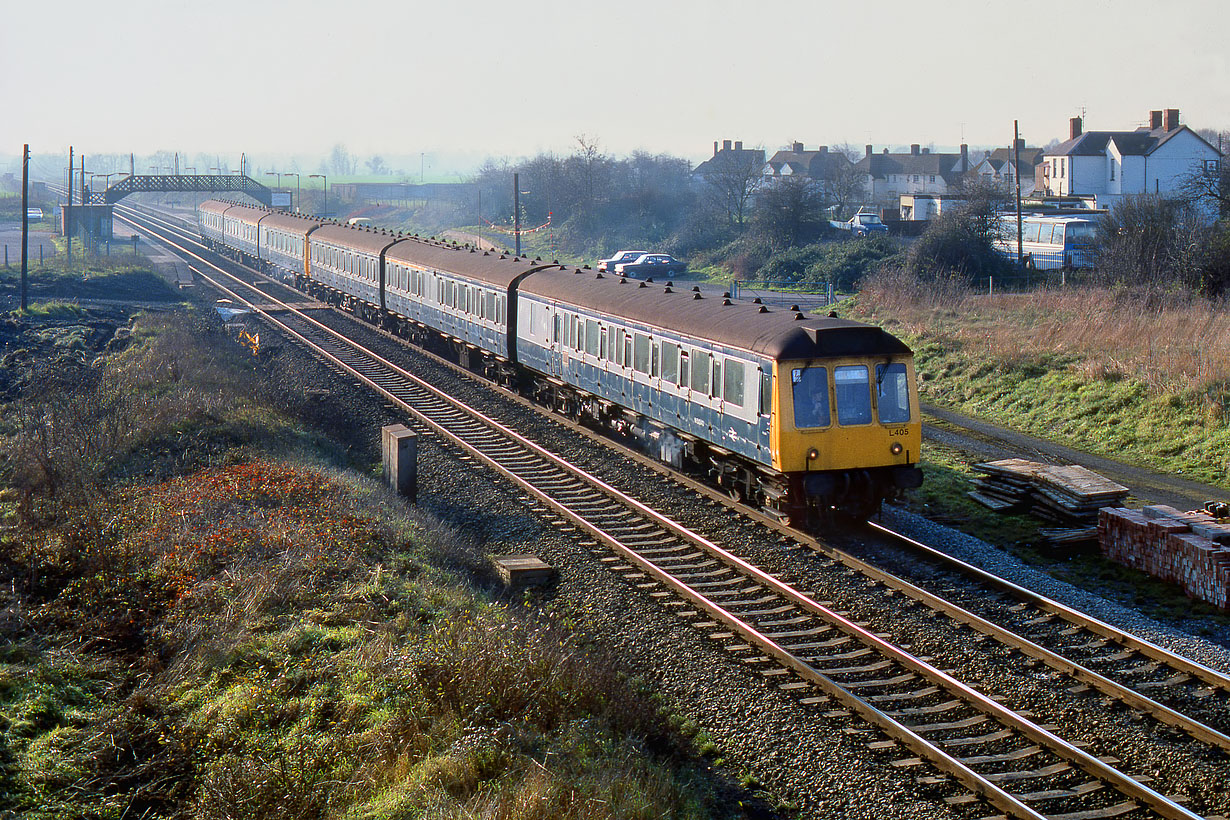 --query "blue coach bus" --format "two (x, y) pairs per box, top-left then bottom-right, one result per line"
(994, 214), (1097, 270)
